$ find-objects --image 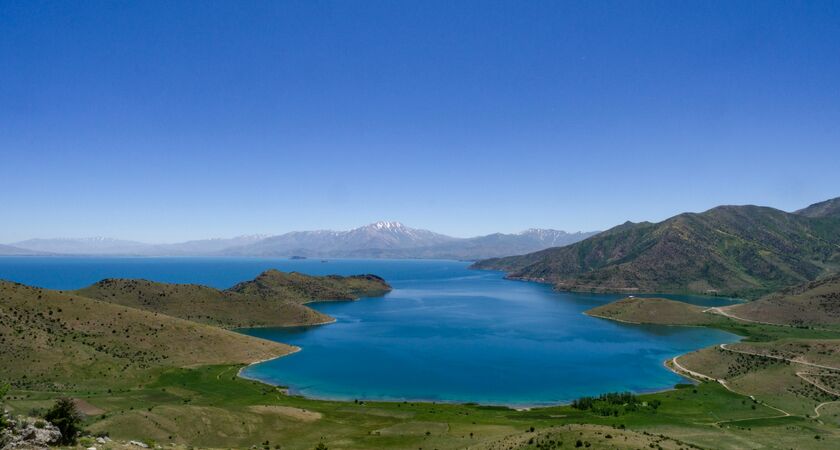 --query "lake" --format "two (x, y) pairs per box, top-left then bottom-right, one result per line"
(0, 257), (740, 406)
